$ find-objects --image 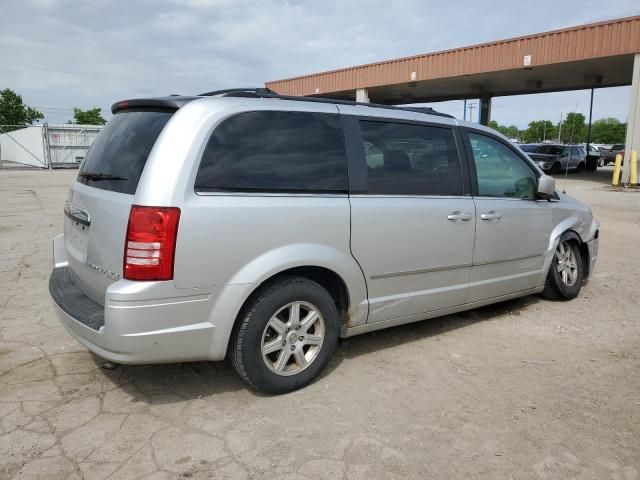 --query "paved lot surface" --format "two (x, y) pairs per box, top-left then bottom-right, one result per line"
(1, 168), (639, 479)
